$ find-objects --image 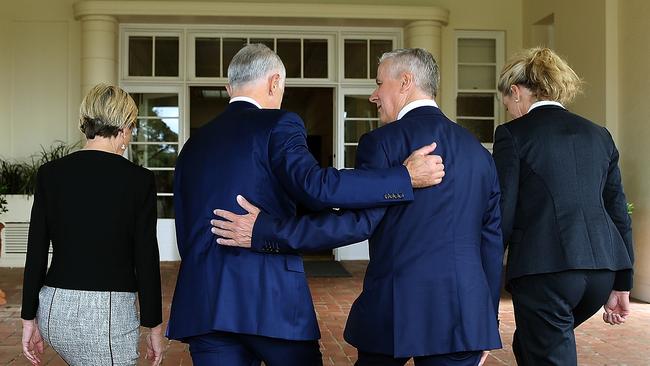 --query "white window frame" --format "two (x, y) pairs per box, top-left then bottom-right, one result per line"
(339, 31), (400, 83)
(454, 30), (505, 151)
(186, 29), (337, 84)
(121, 29), (185, 82)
